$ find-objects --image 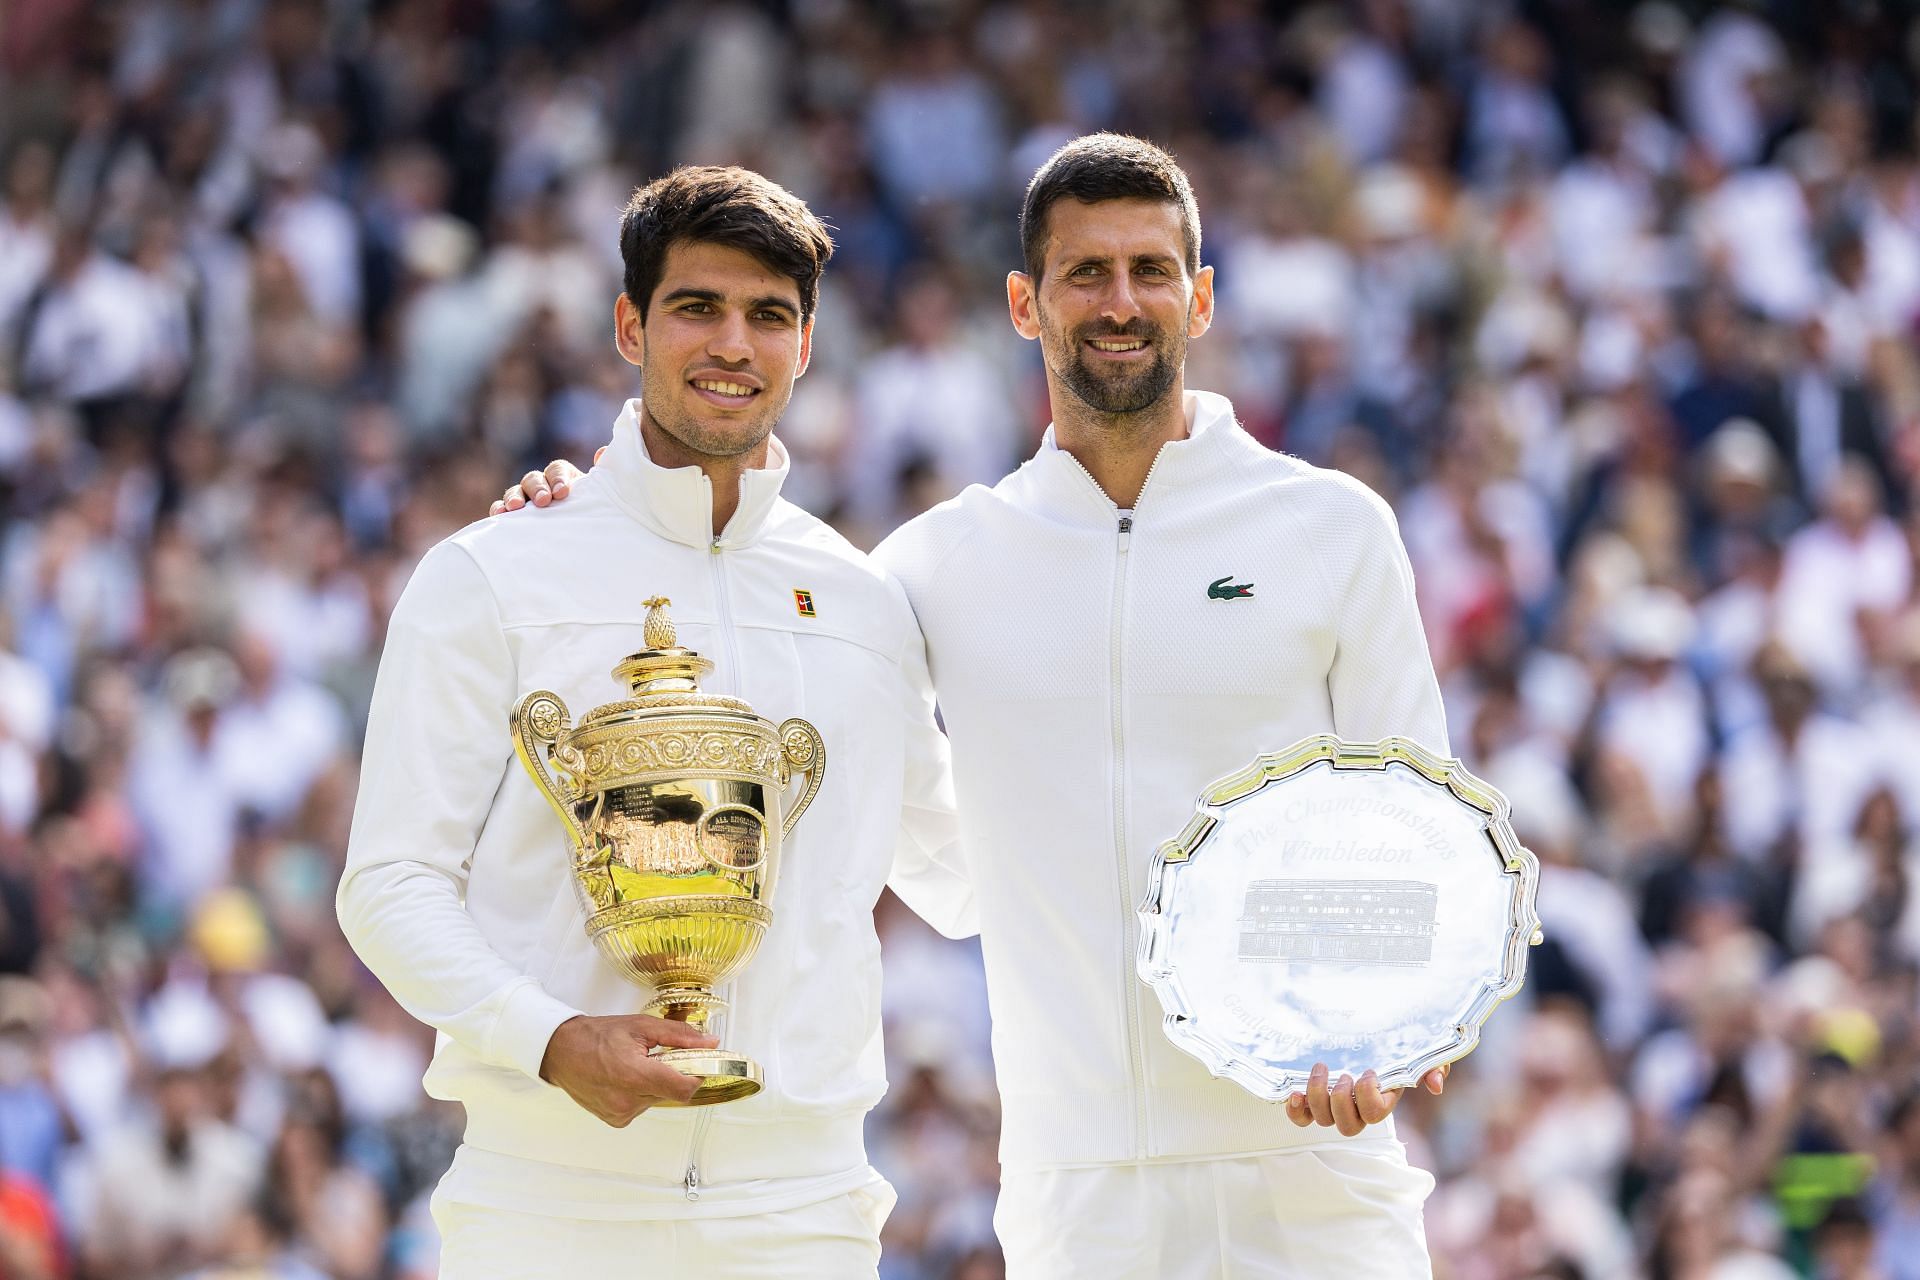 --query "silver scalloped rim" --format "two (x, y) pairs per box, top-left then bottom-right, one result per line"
(1136, 734), (1544, 1100)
